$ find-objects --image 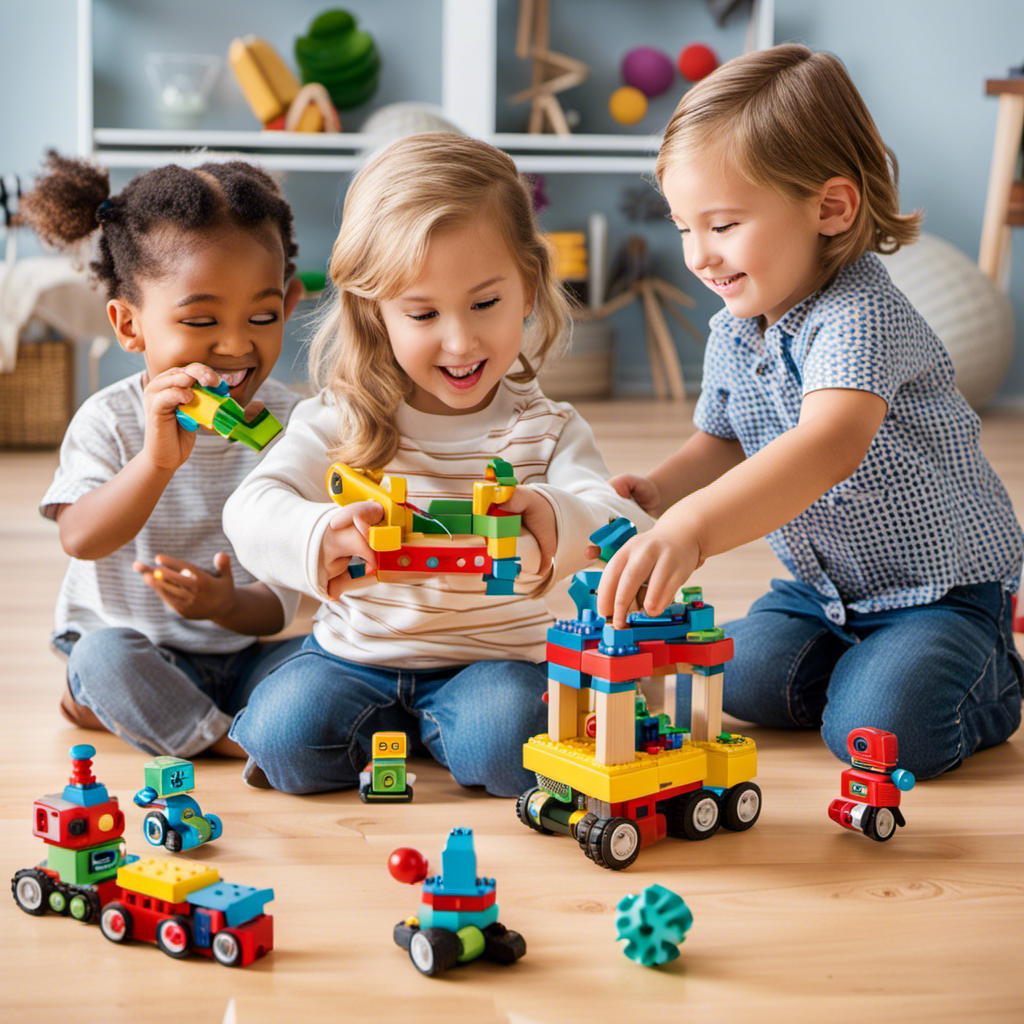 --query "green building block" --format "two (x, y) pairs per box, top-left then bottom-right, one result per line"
(143, 756), (194, 797)
(45, 837), (126, 885)
(472, 513), (521, 539)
